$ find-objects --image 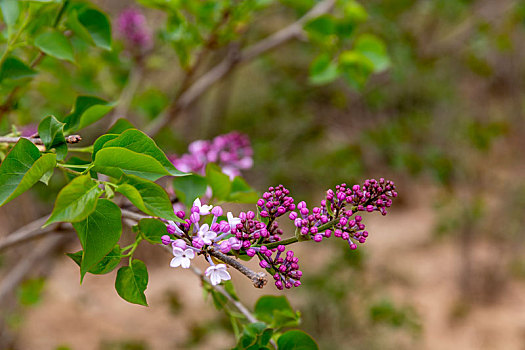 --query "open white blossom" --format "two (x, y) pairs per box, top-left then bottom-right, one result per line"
(205, 264), (231, 285)
(193, 198), (213, 215)
(227, 212), (241, 229)
(170, 247), (195, 268)
(198, 223), (217, 245)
